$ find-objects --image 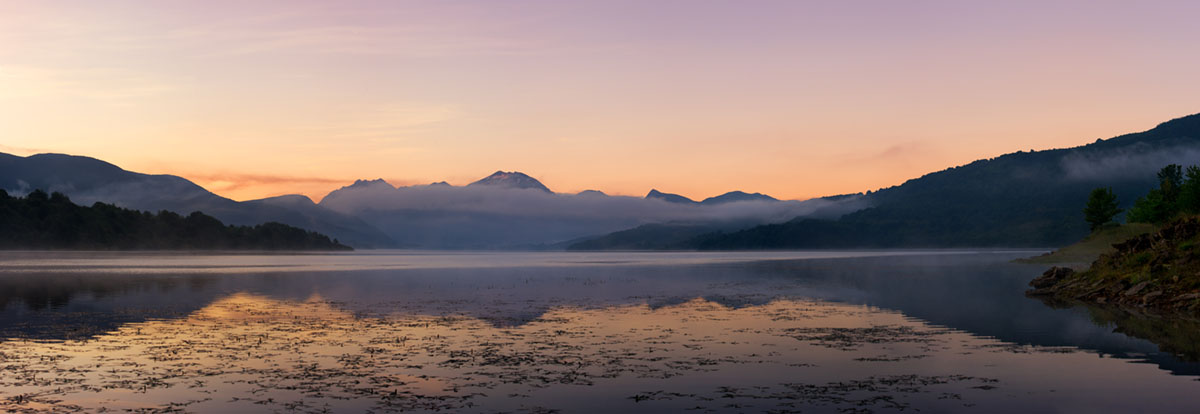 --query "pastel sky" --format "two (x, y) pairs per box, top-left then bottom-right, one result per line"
(2, 1), (1199, 201)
